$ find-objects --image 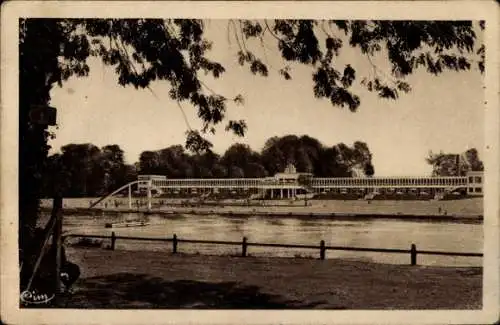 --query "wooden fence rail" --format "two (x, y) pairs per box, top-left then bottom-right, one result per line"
(63, 233), (483, 266)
